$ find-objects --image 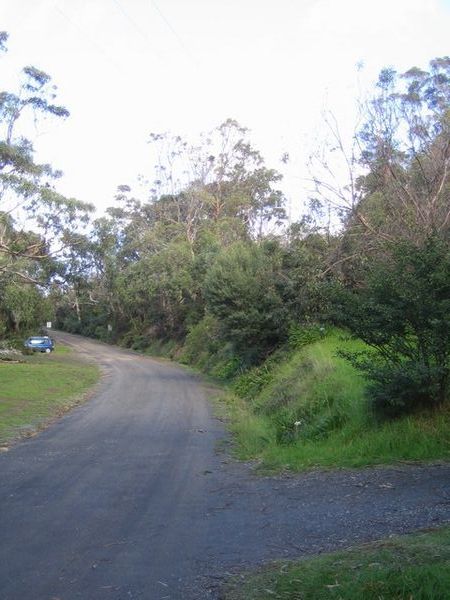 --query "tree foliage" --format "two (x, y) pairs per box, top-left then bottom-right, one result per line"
(335, 236), (450, 416)
(0, 32), (93, 335)
(52, 56), (450, 419)
(0, 32), (93, 287)
(204, 242), (290, 362)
